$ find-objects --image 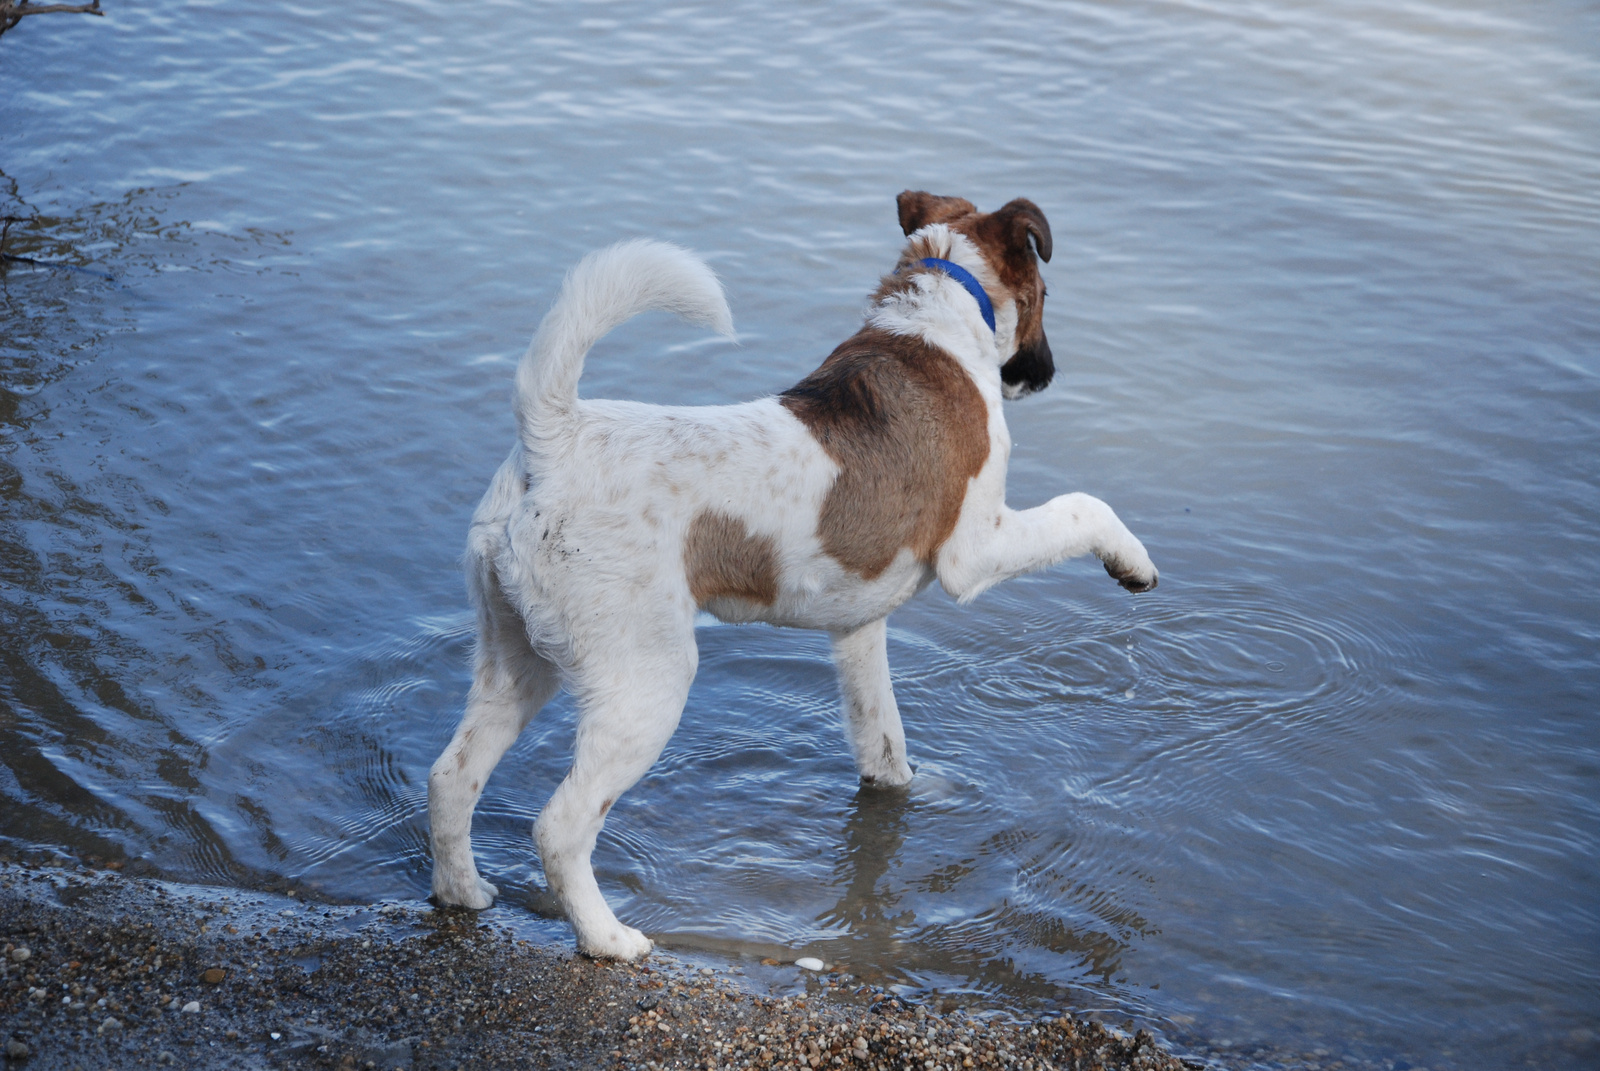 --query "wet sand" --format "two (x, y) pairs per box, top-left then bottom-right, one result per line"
(1, 859), (1197, 1071)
